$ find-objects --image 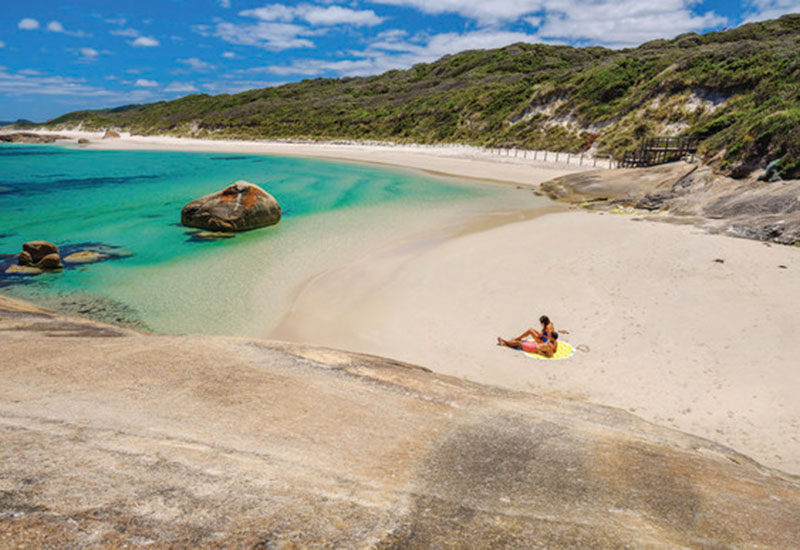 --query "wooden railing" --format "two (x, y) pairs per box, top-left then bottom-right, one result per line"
(620, 136), (698, 168)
